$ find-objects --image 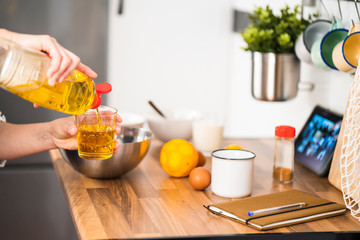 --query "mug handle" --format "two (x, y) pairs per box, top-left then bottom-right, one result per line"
(331, 19), (343, 30)
(348, 24), (360, 35)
